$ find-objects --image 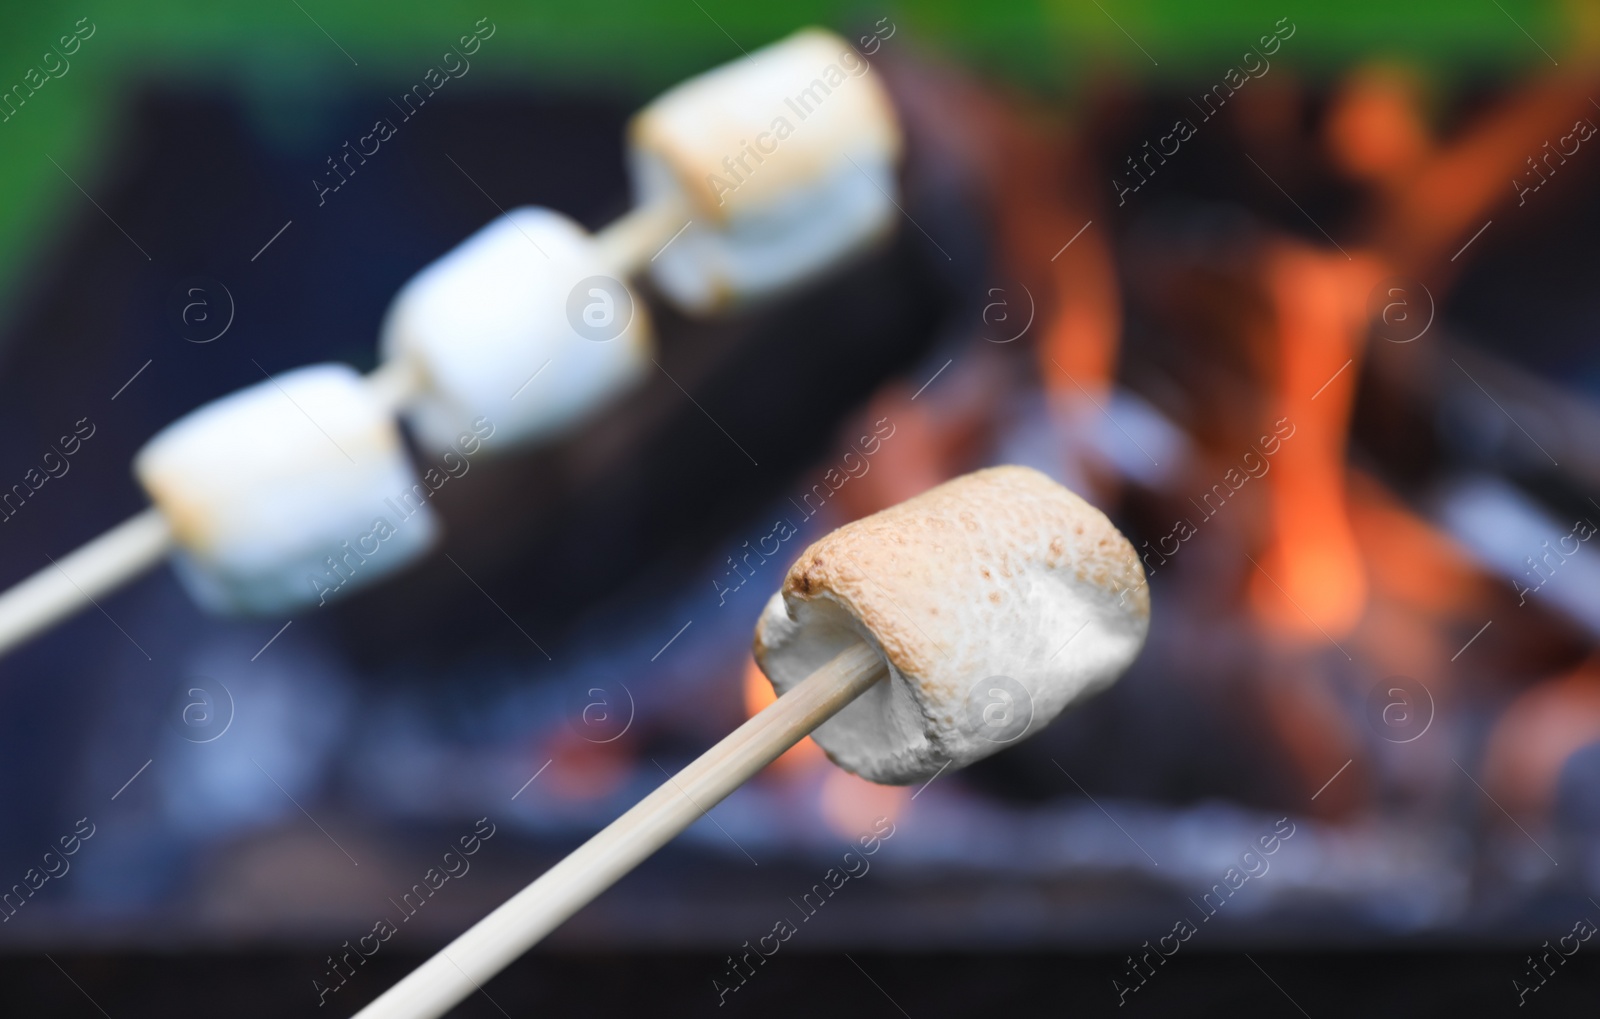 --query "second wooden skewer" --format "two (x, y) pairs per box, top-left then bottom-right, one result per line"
(351, 641), (888, 1019)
